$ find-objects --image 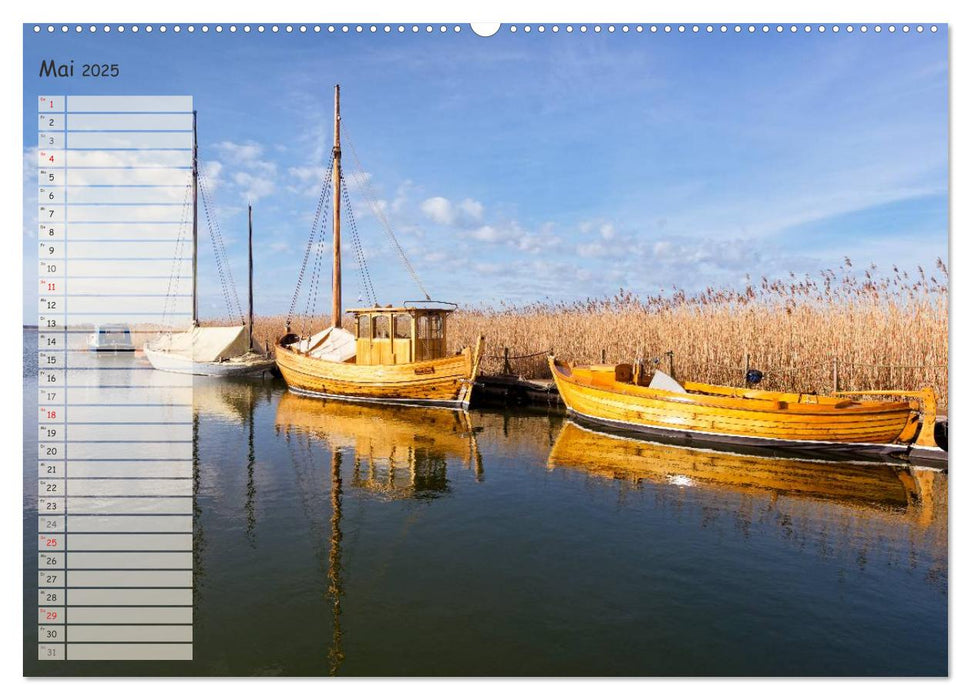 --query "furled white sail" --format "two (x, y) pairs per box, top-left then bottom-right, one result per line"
(145, 325), (251, 362)
(298, 326), (357, 362)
